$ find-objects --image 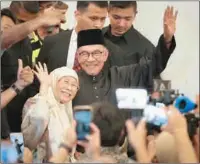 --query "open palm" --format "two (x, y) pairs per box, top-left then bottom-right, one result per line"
(163, 6), (178, 42)
(33, 62), (51, 87)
